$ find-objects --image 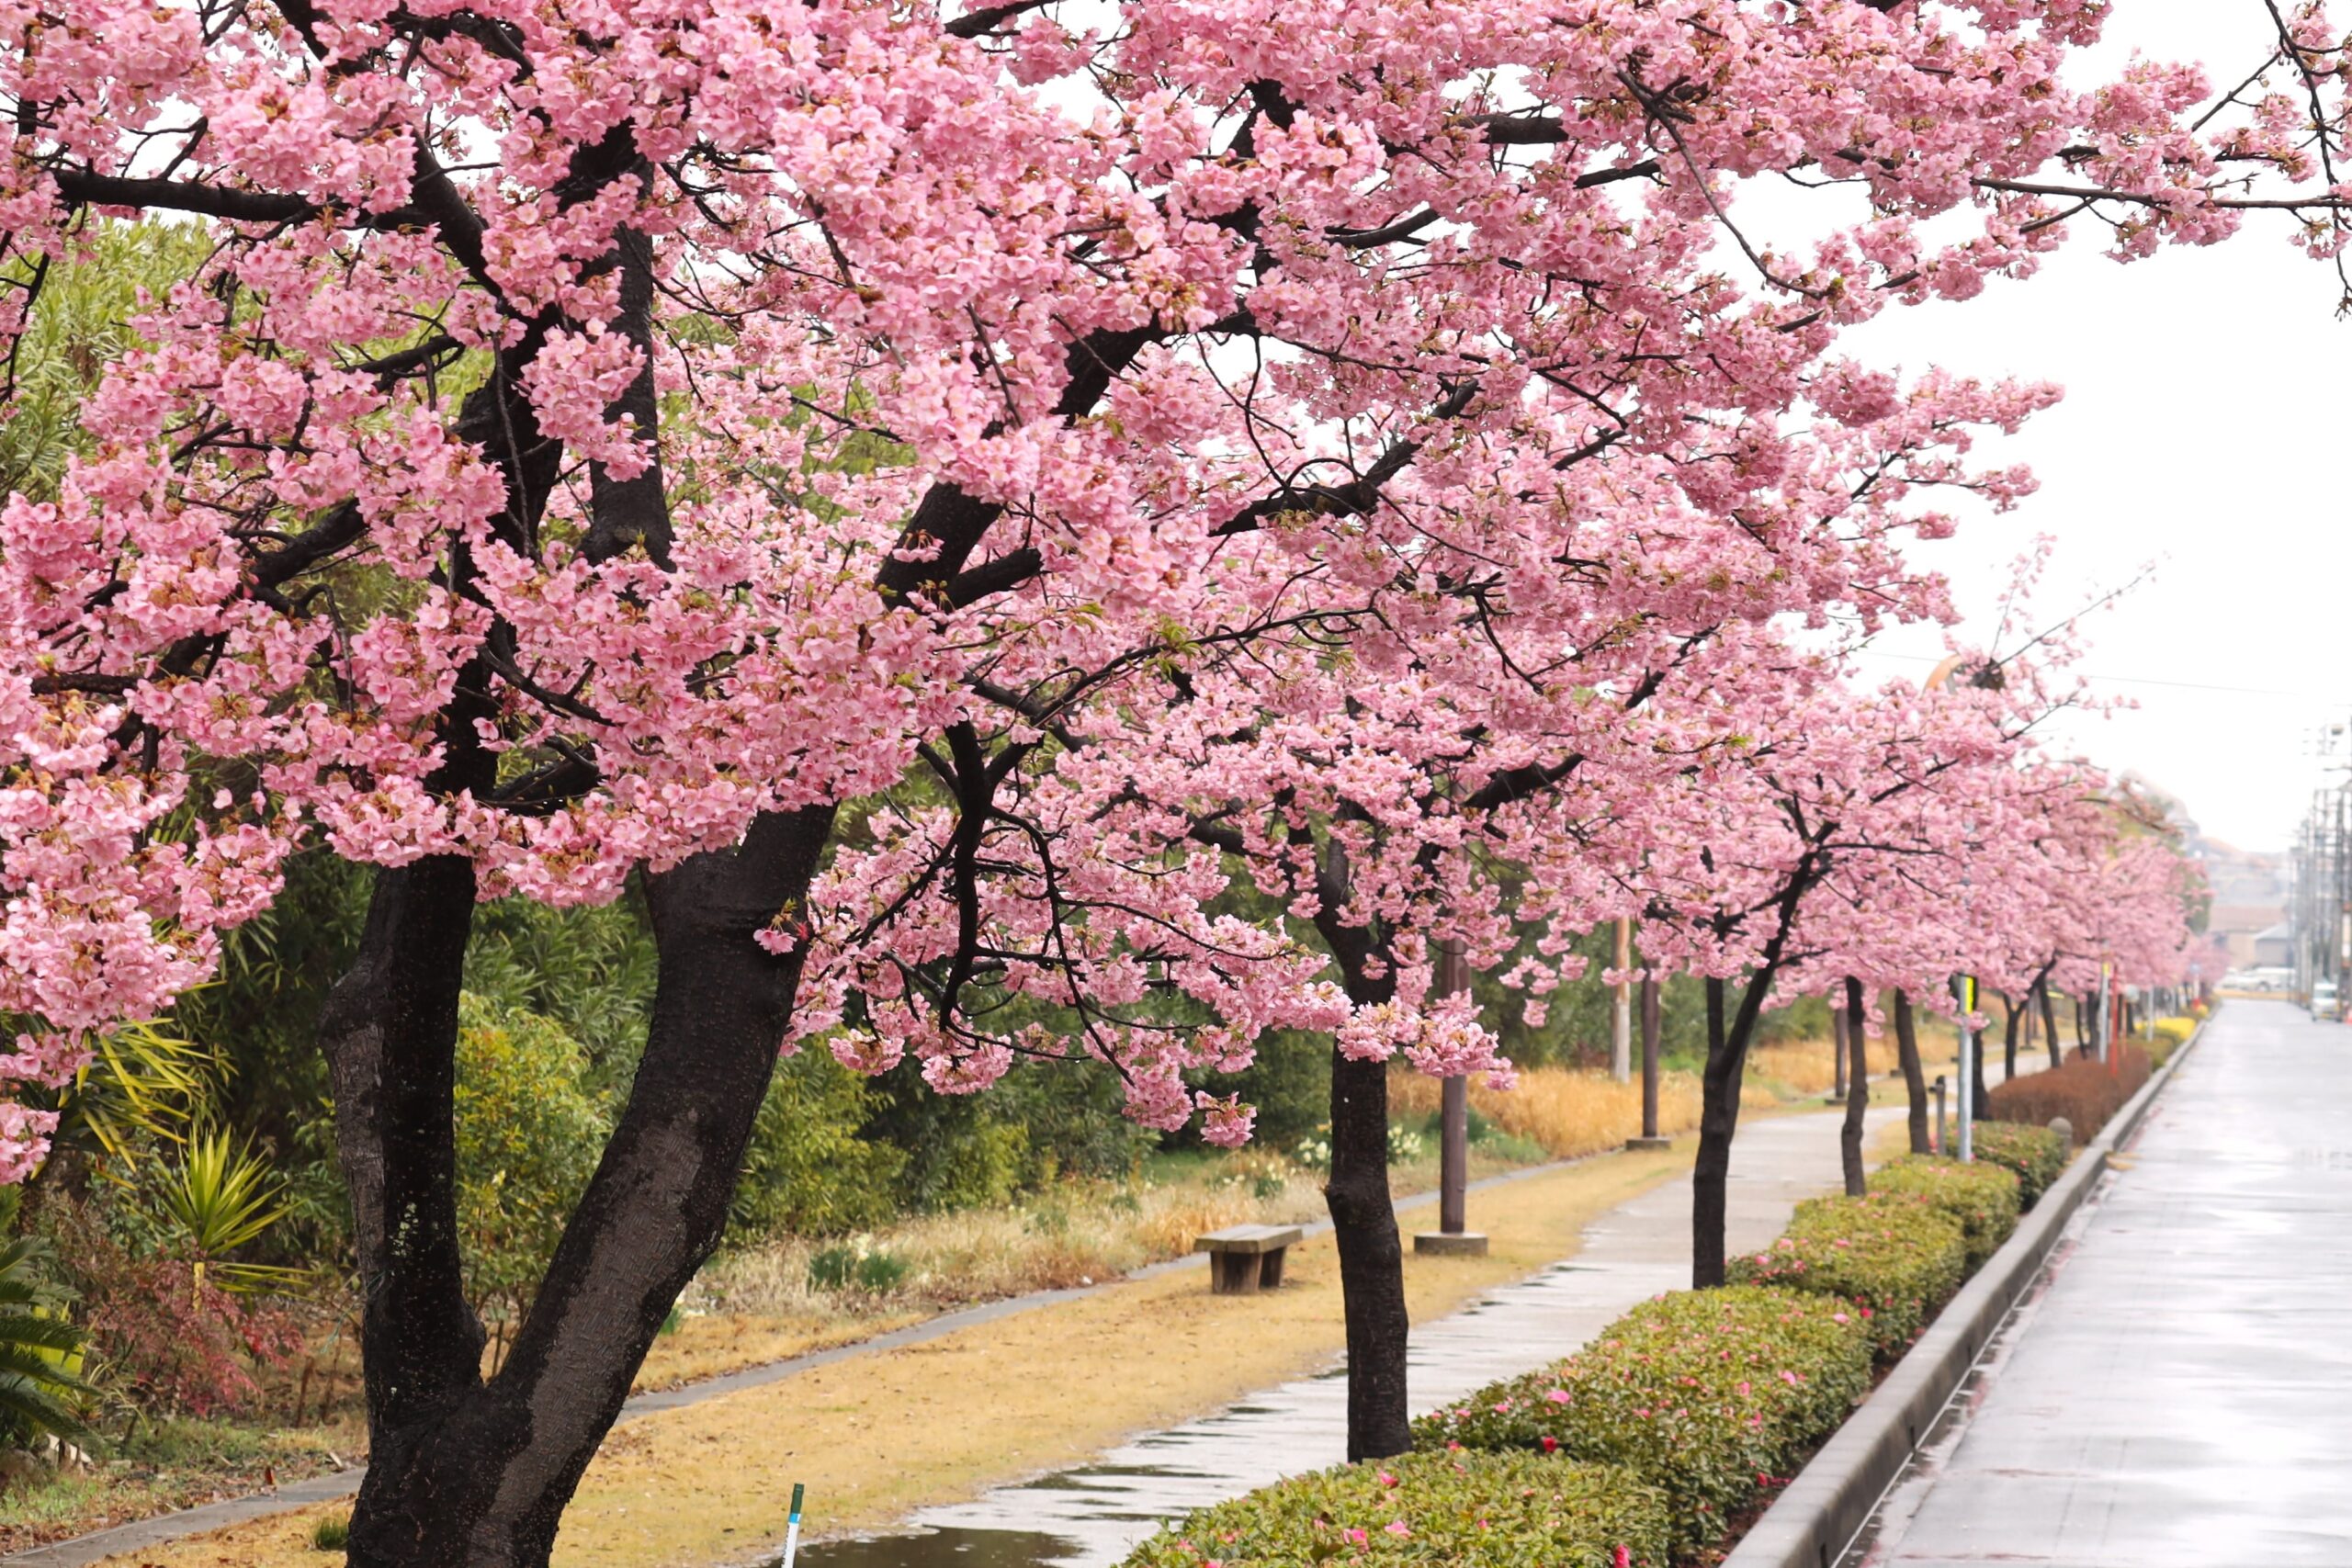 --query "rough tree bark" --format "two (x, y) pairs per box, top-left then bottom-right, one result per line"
(1892, 988), (1929, 1155)
(338, 808), (835, 1567)
(1970, 1013), (1992, 1119)
(1691, 856), (1820, 1289)
(1312, 848), (1412, 1461)
(1693, 965), (1789, 1286)
(2041, 981), (2063, 1069)
(2001, 991), (2021, 1083)
(1839, 977), (1869, 1197)
(1693, 976), (1740, 1288)
(1830, 998), (1849, 1100)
